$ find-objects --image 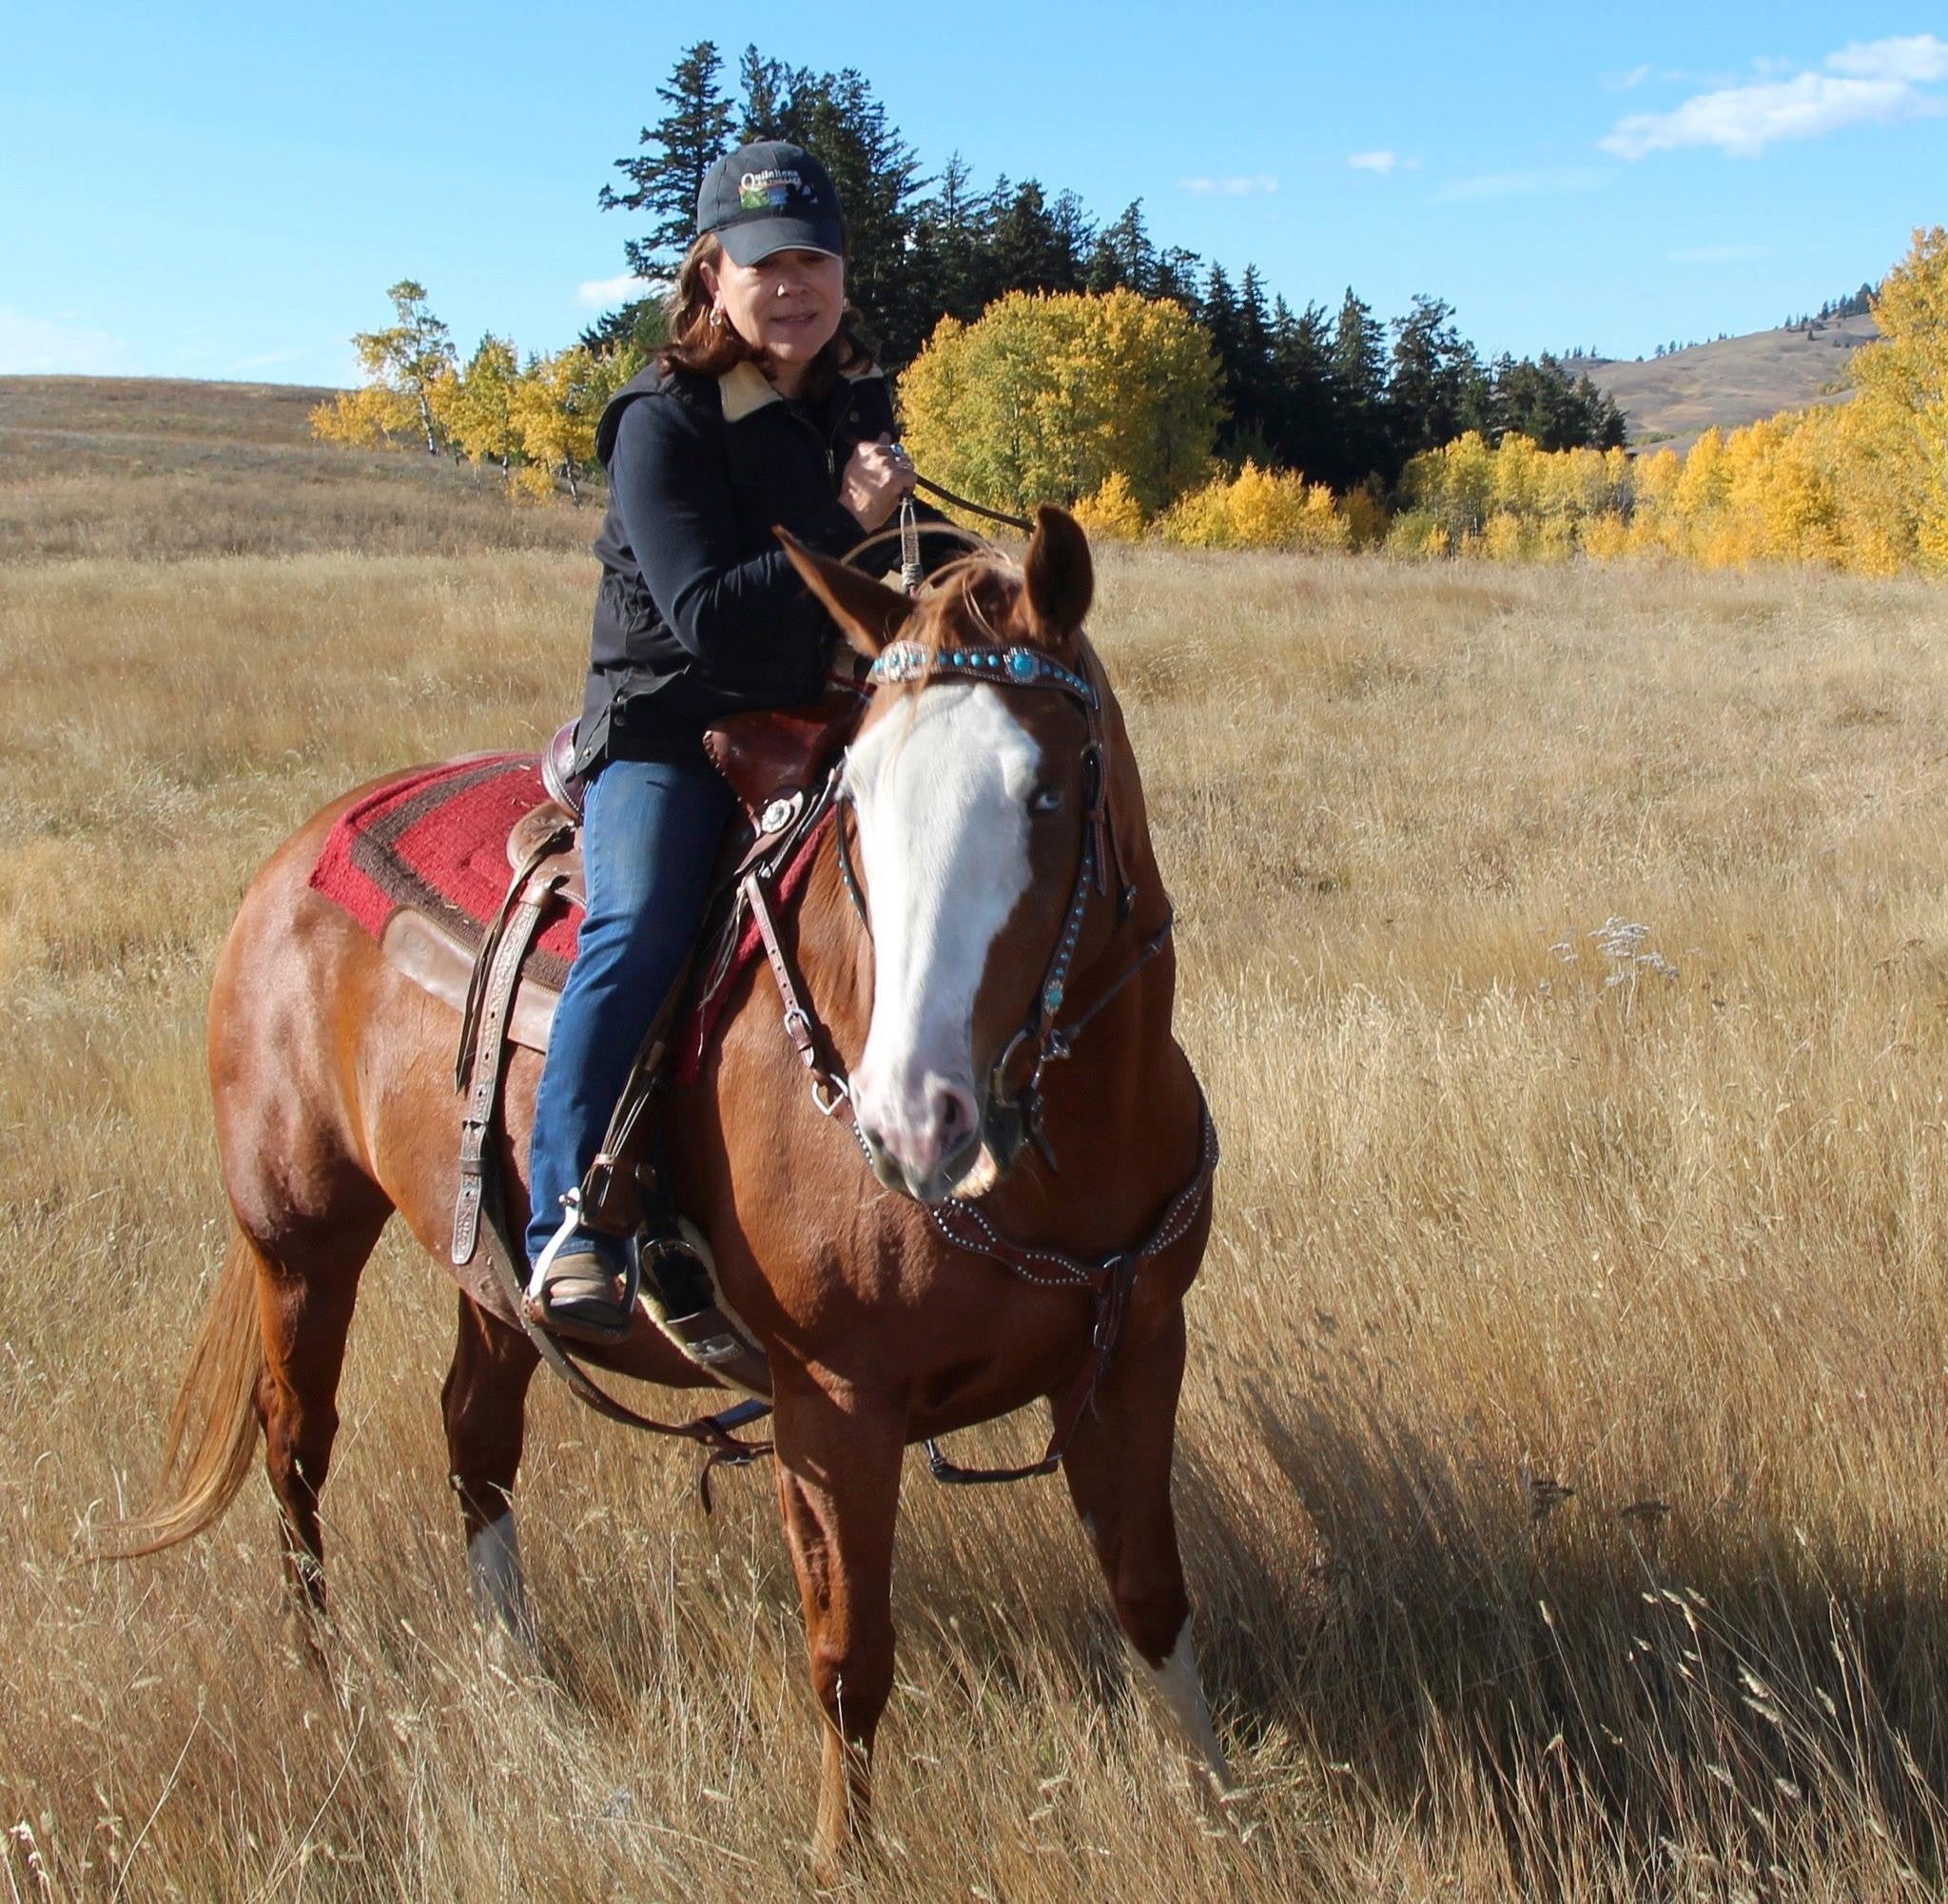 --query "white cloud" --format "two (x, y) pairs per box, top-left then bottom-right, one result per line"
(1177, 175), (1278, 196)
(1432, 168), (1614, 203)
(1607, 63), (1654, 91)
(0, 308), (139, 376)
(1603, 36), (1948, 158)
(1826, 32), (1948, 82)
(1348, 149), (1399, 173)
(576, 272), (659, 309)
